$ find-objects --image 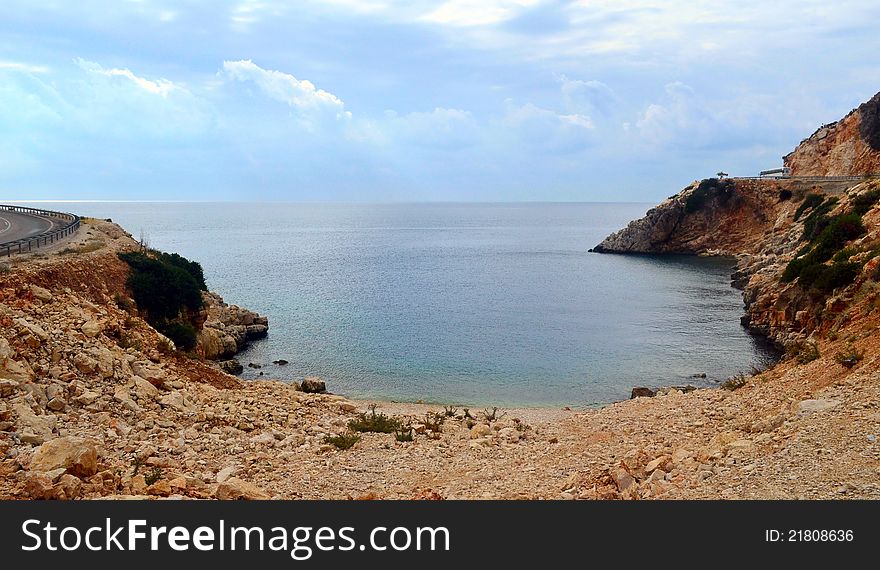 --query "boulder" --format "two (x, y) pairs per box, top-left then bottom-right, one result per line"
(81, 320), (104, 338)
(469, 423), (492, 439)
(29, 436), (99, 478)
(219, 360), (244, 375)
(797, 399), (842, 416)
(301, 377), (326, 393)
(30, 285), (53, 303)
(215, 477), (269, 500)
(631, 387), (656, 399)
(13, 403), (56, 444)
(159, 391), (193, 413)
